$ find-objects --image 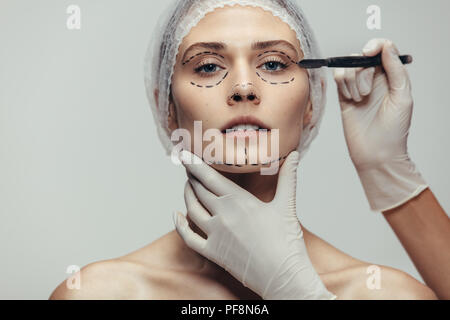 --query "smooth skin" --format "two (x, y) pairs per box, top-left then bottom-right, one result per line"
(383, 188), (450, 299)
(49, 5), (437, 300)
